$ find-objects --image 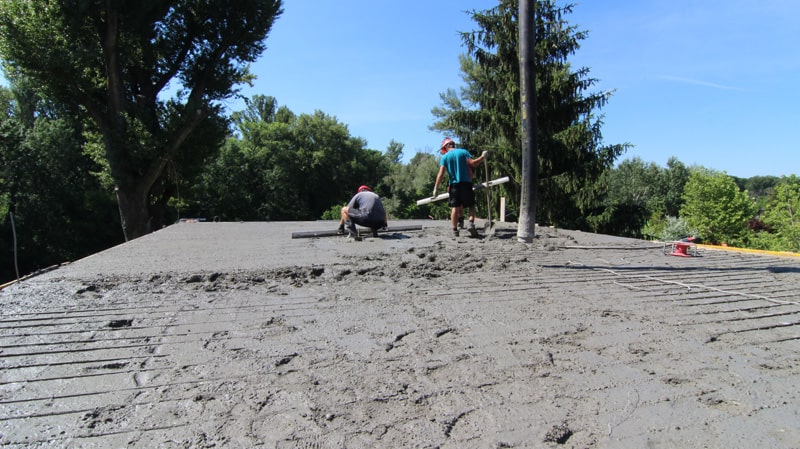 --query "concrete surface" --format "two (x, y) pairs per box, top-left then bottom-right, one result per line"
(1, 220), (799, 448)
